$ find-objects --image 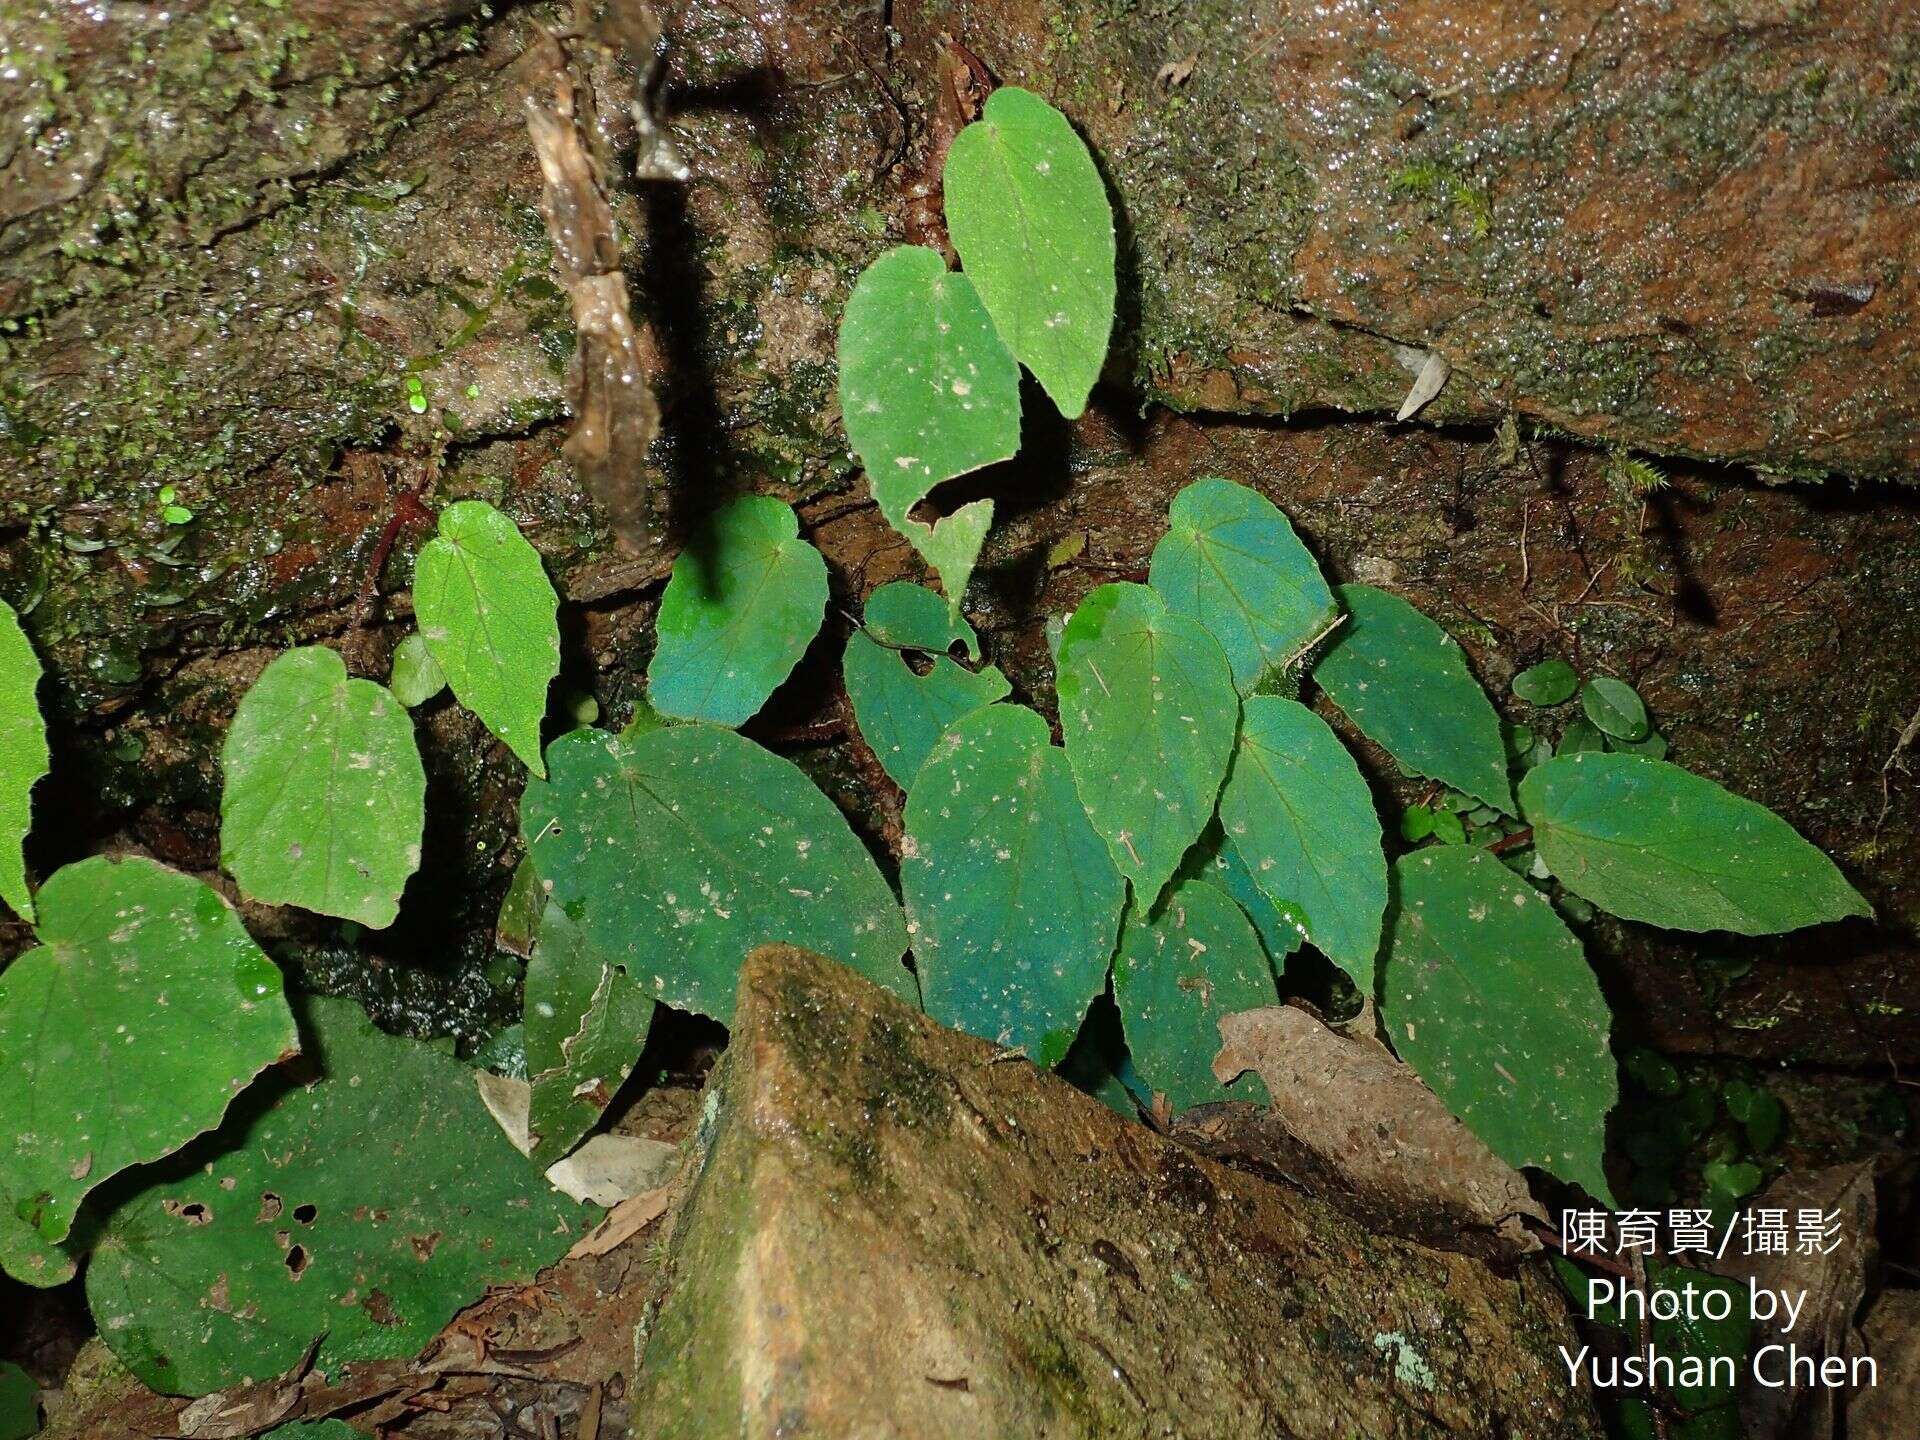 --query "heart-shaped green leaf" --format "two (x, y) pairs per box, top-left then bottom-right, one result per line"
(1382, 846), (1615, 1202)
(1520, 753), (1870, 933)
(525, 905), (655, 1164)
(0, 599), (46, 923)
(1057, 583), (1238, 900)
(647, 497), (827, 728)
(1114, 878), (1277, 1111)
(1217, 696), (1388, 993)
(523, 726), (911, 1024)
(1313, 584), (1513, 813)
(1148, 479), (1337, 694)
(0, 857), (295, 1283)
(845, 584), (1010, 788)
(84, 996), (586, 1396)
(944, 87), (1116, 418)
(838, 245), (1021, 607)
(414, 501), (560, 774)
(220, 647), (425, 928)
(904, 704), (1125, 1063)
